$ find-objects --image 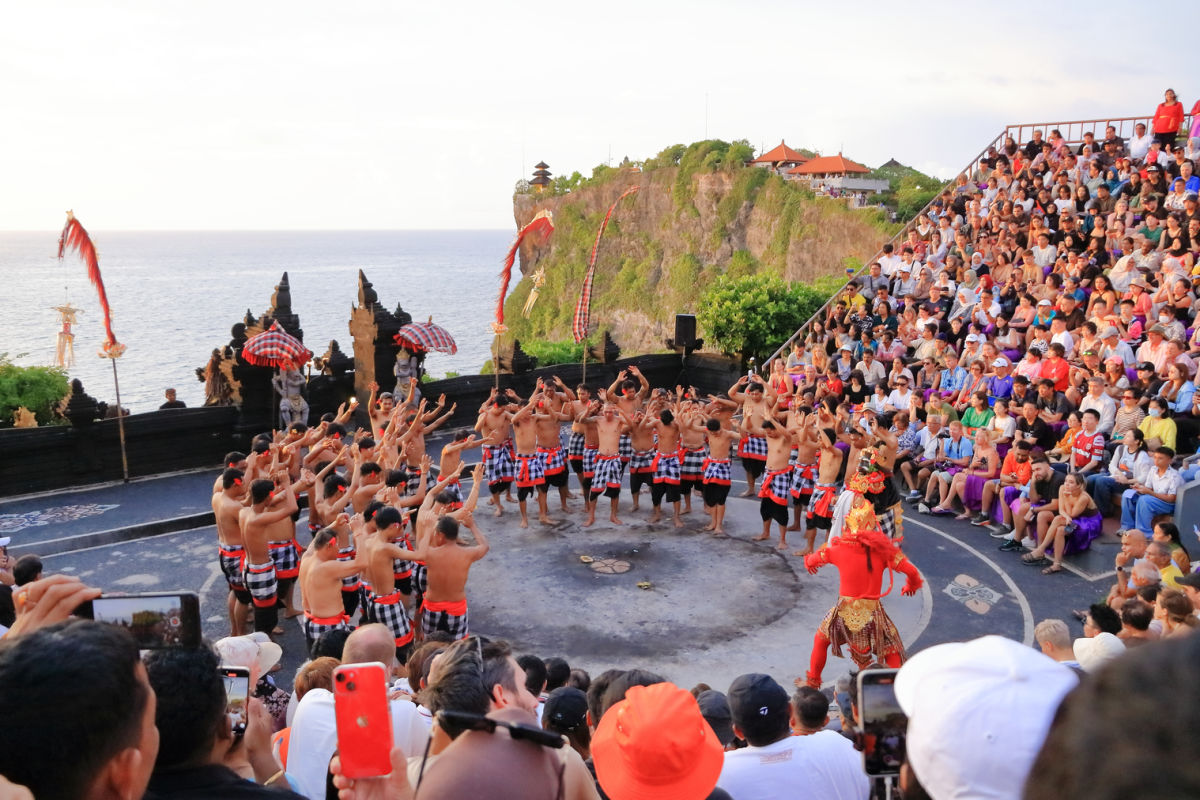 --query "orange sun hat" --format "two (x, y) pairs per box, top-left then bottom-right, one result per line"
(591, 682), (725, 800)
